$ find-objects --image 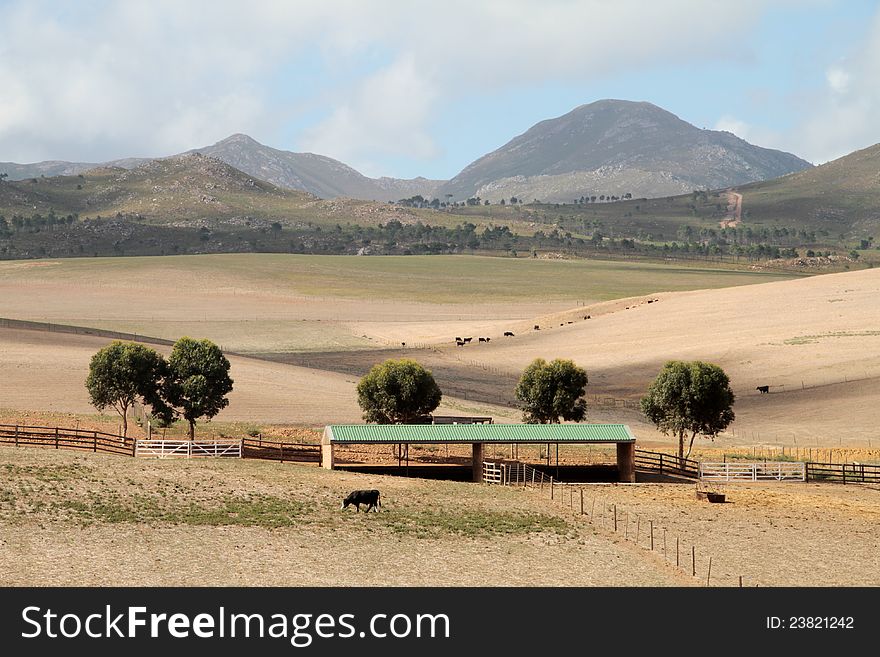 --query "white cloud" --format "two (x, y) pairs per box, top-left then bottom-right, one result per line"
(0, 0), (789, 169)
(825, 66), (851, 94)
